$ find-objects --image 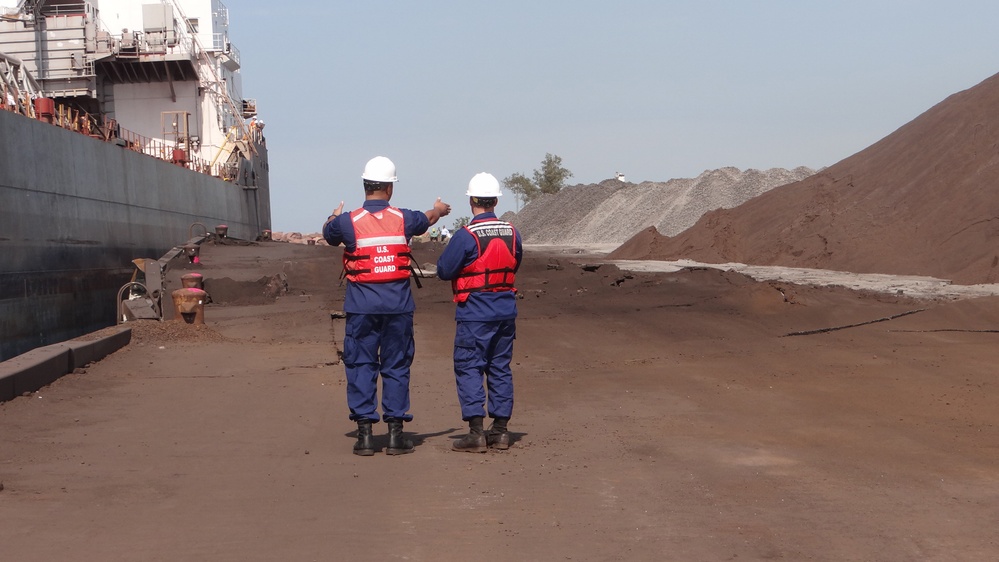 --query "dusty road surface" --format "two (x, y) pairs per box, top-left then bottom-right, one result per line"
(2, 240), (998, 561)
